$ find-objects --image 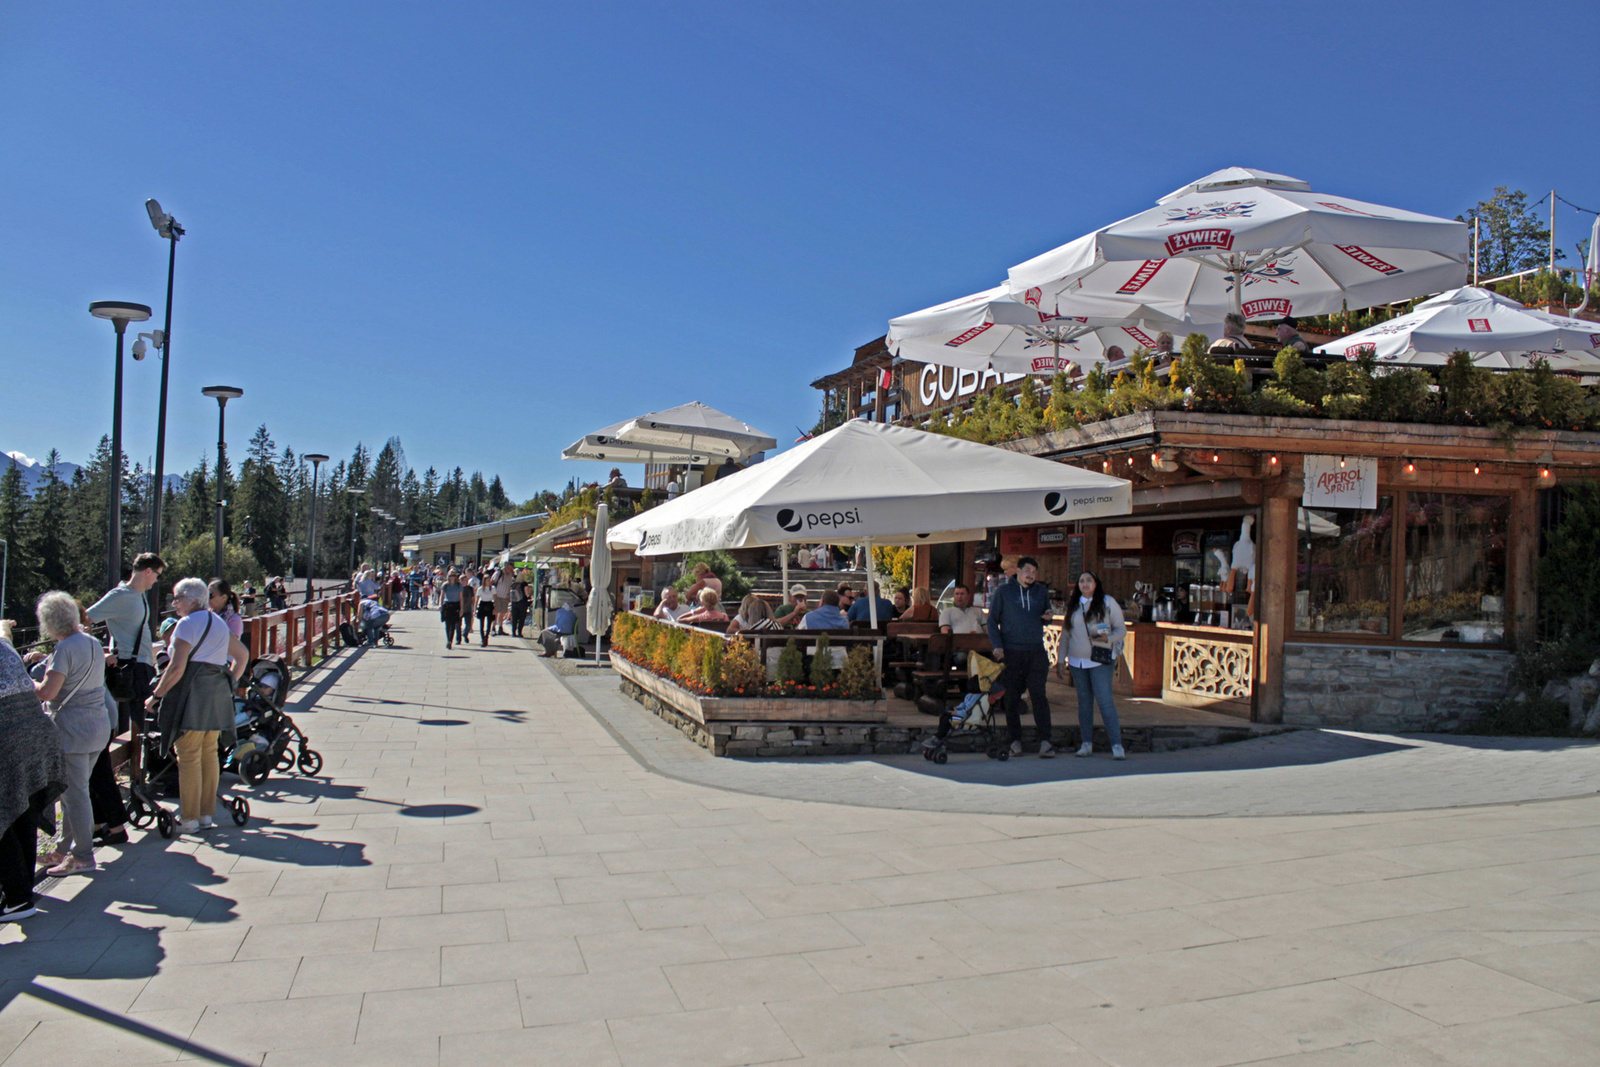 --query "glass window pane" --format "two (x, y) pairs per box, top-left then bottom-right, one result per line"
(1296, 498), (1393, 634)
(1403, 494), (1509, 643)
